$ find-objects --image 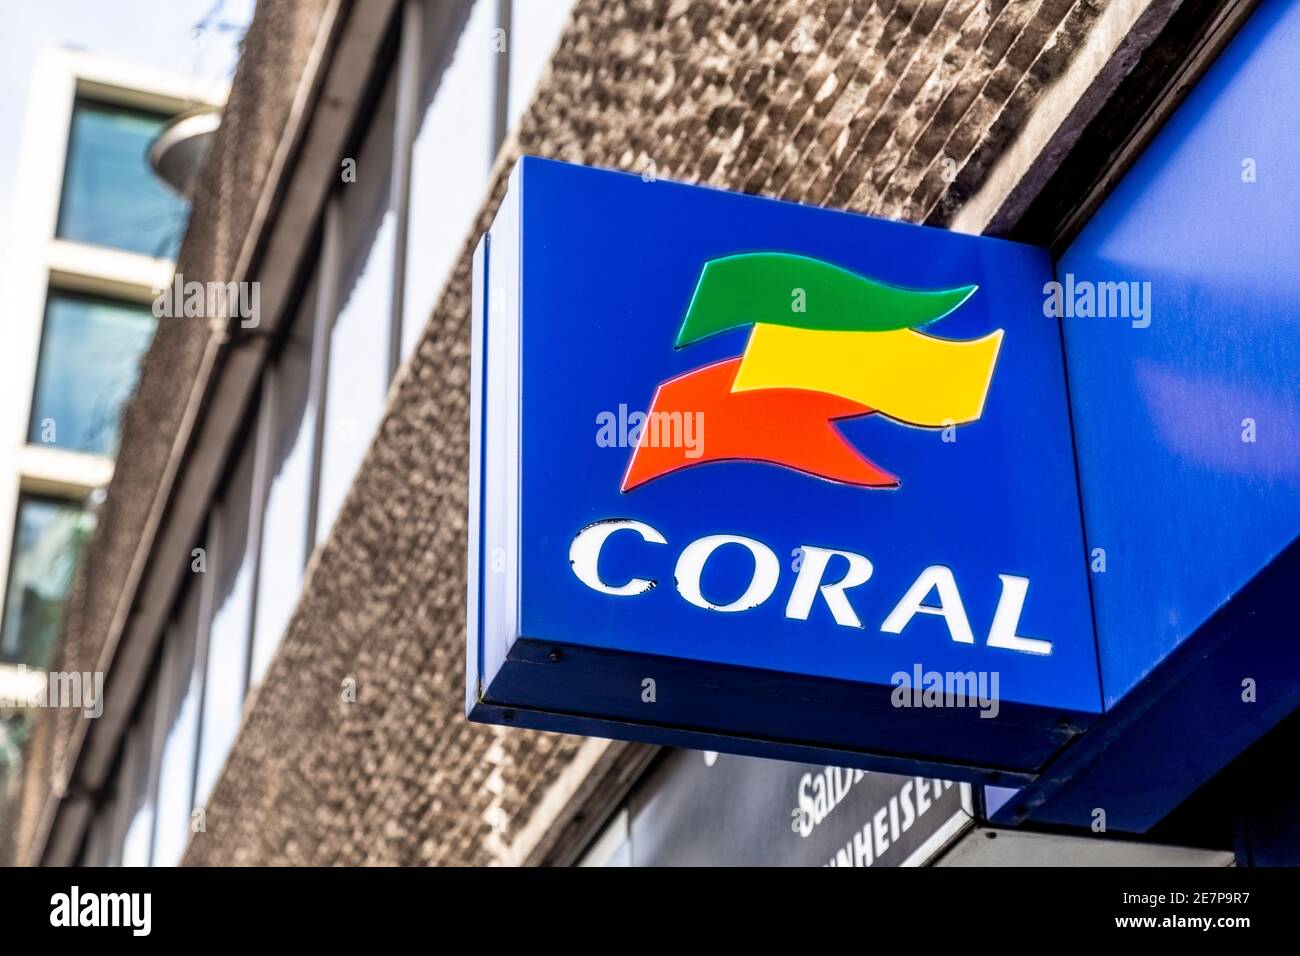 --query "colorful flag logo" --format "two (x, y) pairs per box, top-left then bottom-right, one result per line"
(622, 253), (1003, 491)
